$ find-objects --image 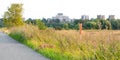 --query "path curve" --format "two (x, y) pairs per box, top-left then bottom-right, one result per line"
(0, 31), (49, 60)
